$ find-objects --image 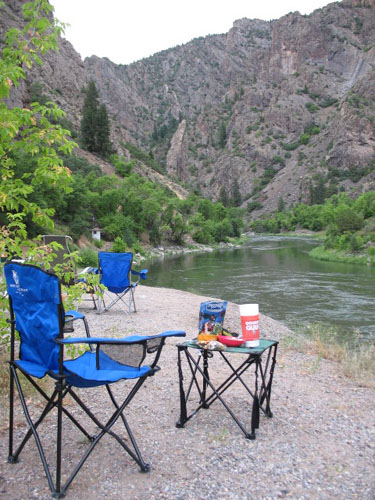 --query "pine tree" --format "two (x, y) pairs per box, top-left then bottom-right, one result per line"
(96, 104), (112, 157)
(218, 186), (229, 207)
(277, 196), (285, 212)
(80, 80), (99, 152)
(231, 179), (242, 207)
(217, 123), (227, 148)
(80, 80), (112, 157)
